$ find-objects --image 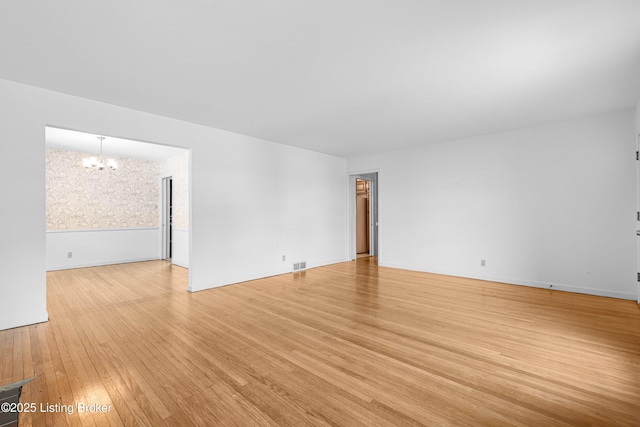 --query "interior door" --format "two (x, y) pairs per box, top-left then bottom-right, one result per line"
(356, 195), (368, 253)
(368, 177), (376, 257)
(351, 173), (379, 260)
